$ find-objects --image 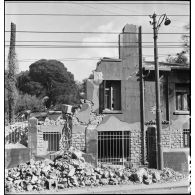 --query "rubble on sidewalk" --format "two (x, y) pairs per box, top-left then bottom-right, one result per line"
(5, 147), (186, 193)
